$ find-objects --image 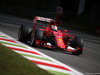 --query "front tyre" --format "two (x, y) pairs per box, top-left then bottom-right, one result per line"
(72, 37), (83, 55)
(30, 30), (43, 47)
